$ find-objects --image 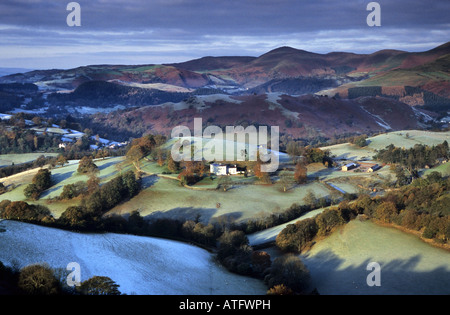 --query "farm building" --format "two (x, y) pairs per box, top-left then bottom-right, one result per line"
(367, 164), (382, 172)
(435, 158), (448, 164)
(342, 162), (358, 171)
(210, 163), (245, 175)
(210, 163), (228, 175)
(228, 165), (238, 175)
